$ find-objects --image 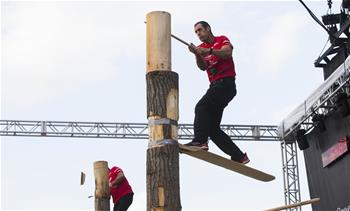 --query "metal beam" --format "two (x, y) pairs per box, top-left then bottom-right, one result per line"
(0, 119), (303, 208)
(281, 141), (301, 211)
(0, 120), (280, 141)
